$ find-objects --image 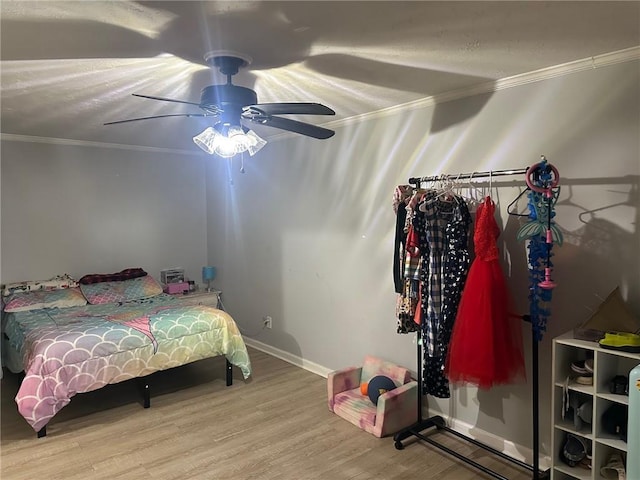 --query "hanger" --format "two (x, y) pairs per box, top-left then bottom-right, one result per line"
(417, 175), (457, 213)
(455, 171), (484, 211)
(452, 171), (486, 208)
(507, 186), (531, 217)
(488, 170), (493, 198)
(435, 175), (458, 202)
